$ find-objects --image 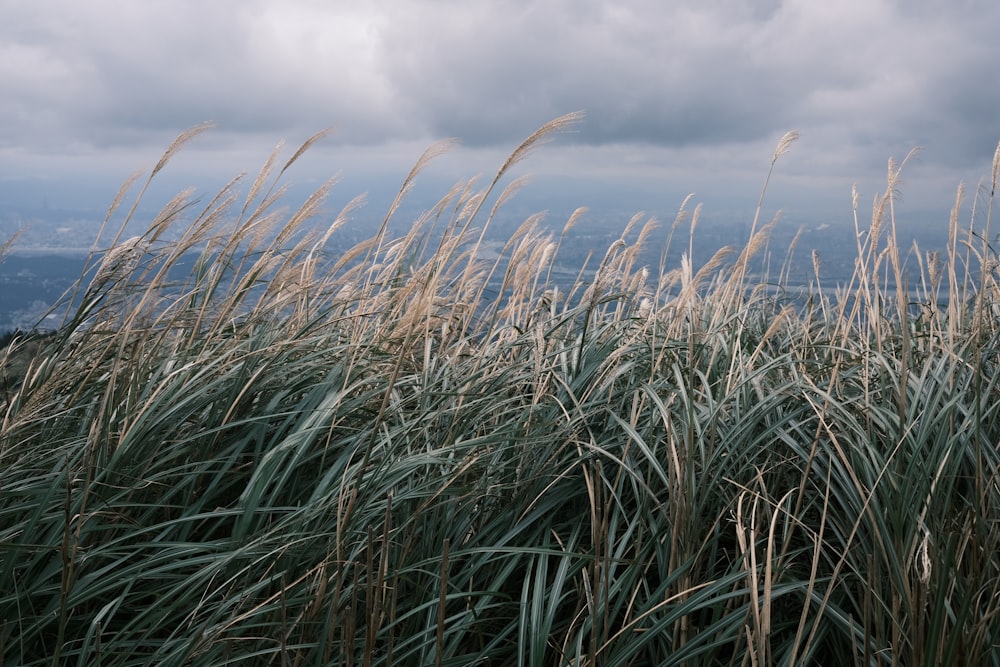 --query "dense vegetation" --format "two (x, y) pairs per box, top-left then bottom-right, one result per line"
(2, 117), (999, 665)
